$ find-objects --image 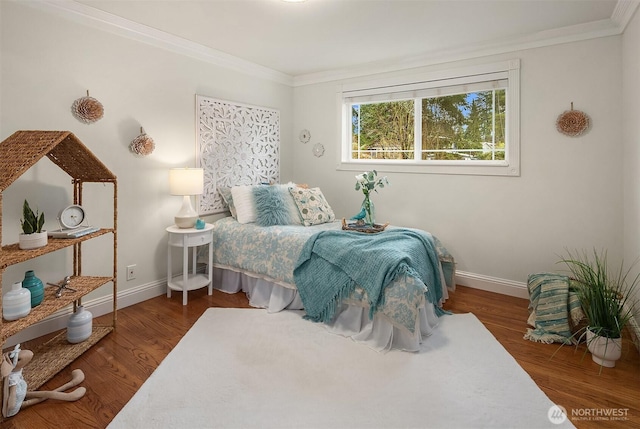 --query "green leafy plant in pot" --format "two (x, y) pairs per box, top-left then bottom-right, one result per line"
(18, 199), (47, 250)
(559, 249), (639, 369)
